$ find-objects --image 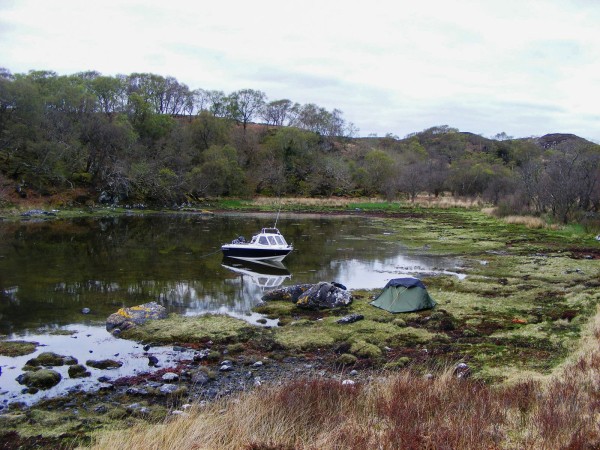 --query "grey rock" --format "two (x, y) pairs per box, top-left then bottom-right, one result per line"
(162, 372), (179, 382)
(190, 370), (210, 386)
(262, 284), (314, 302)
(159, 384), (179, 395)
(454, 362), (471, 379)
(94, 405), (108, 414)
(296, 282), (353, 309)
(337, 314), (364, 324)
(194, 349), (210, 361)
(126, 387), (149, 396)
